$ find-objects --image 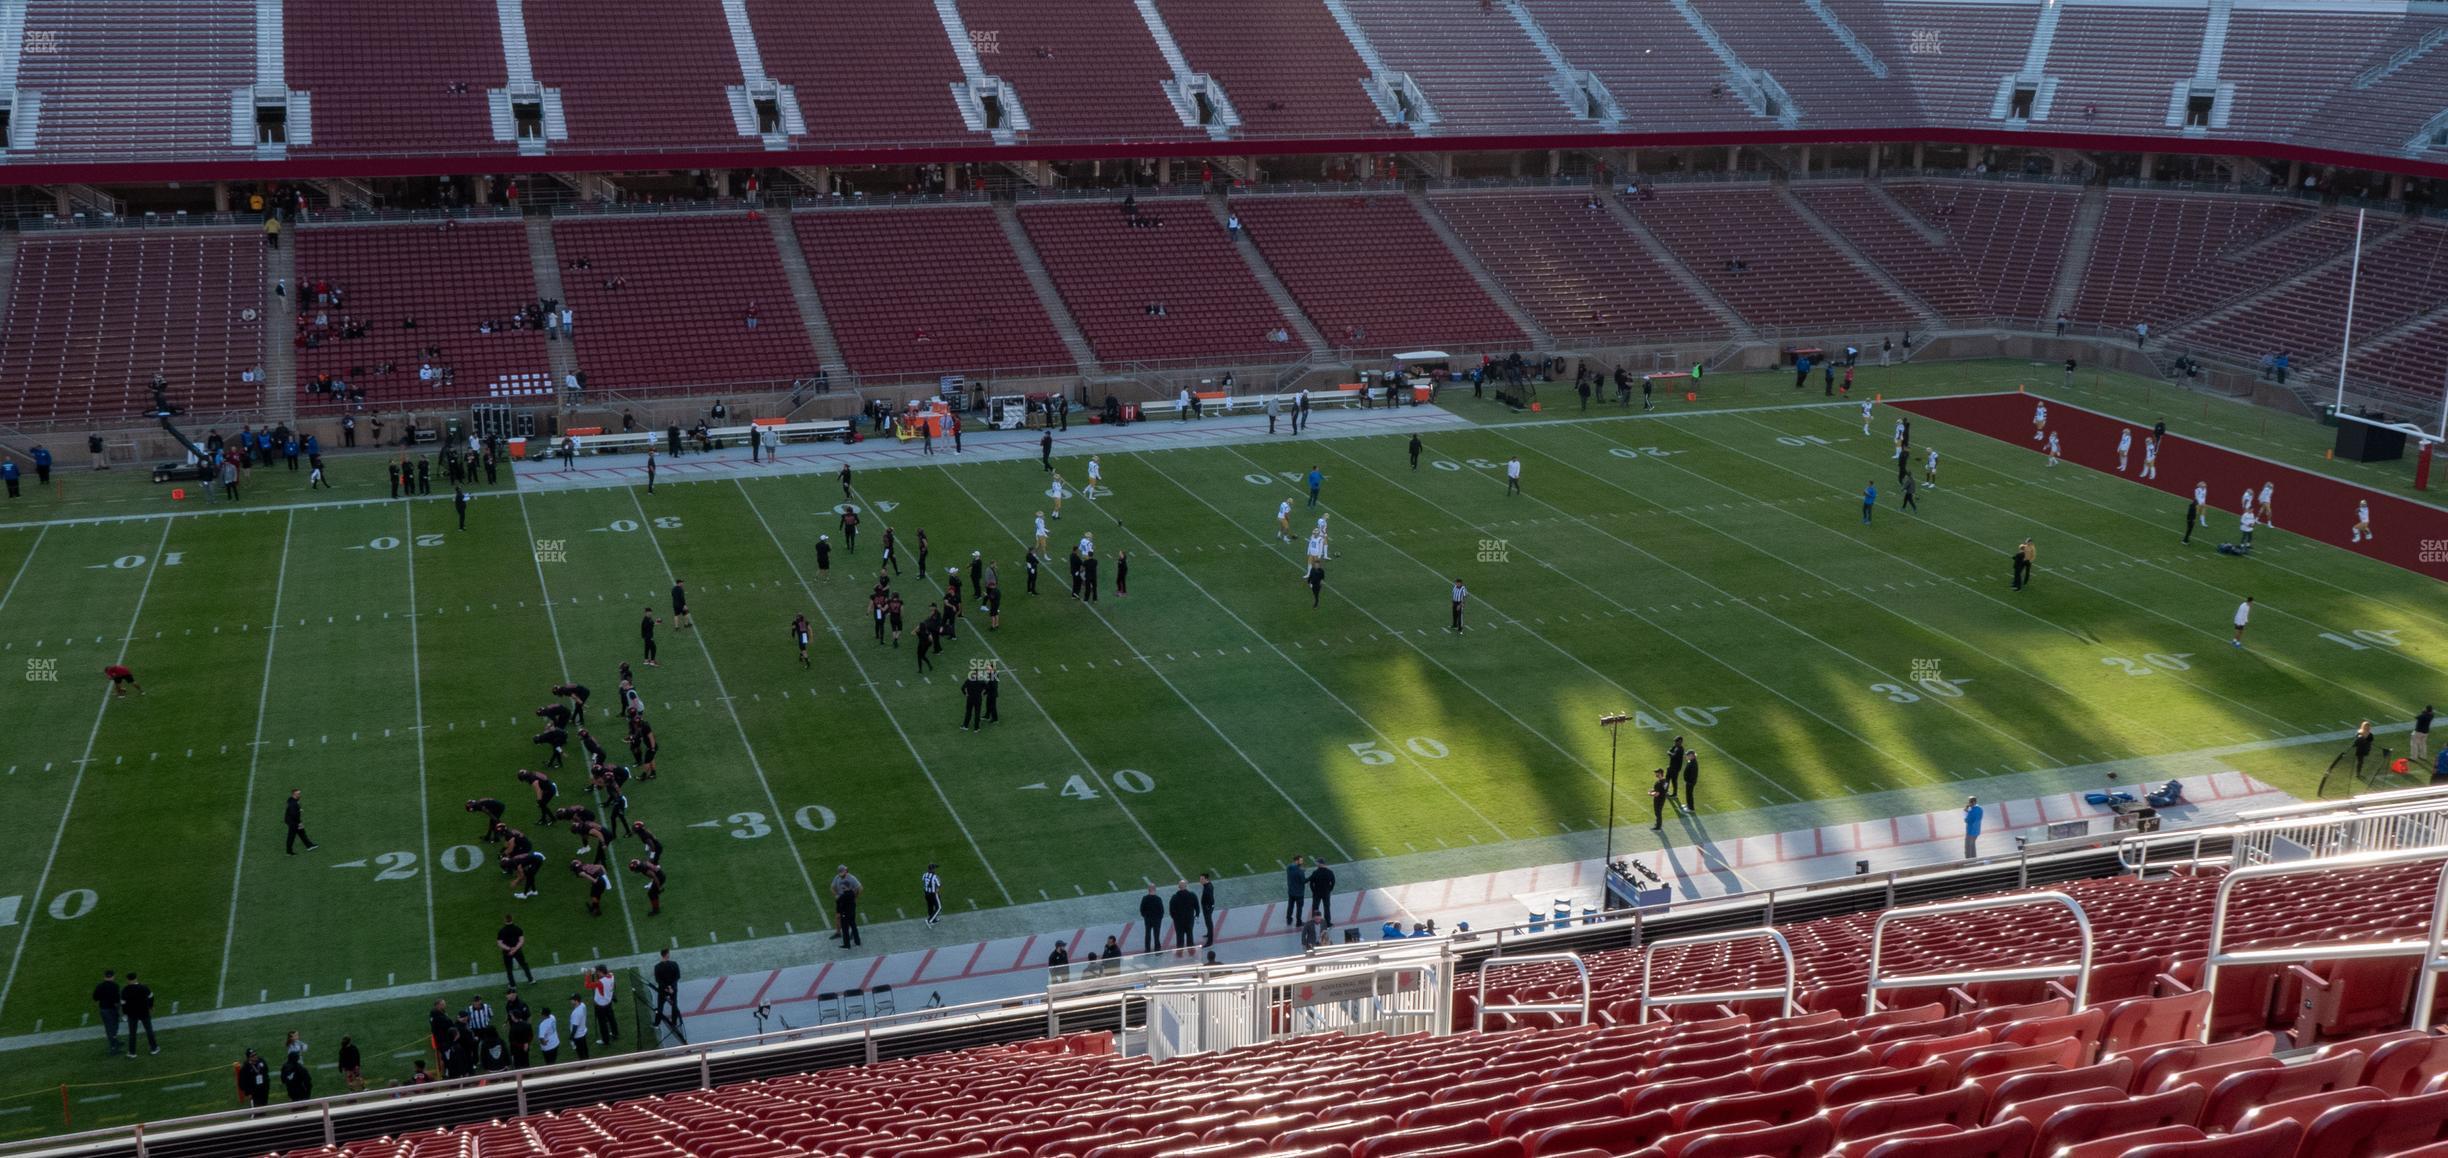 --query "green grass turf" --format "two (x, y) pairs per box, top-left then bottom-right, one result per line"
(0, 359), (2439, 1135)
